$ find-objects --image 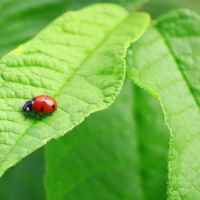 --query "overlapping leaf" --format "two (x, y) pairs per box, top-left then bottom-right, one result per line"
(45, 80), (169, 200)
(45, 80), (143, 200)
(127, 9), (200, 199)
